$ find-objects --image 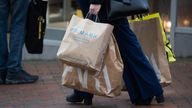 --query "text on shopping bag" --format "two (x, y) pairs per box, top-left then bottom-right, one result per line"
(62, 65), (112, 93)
